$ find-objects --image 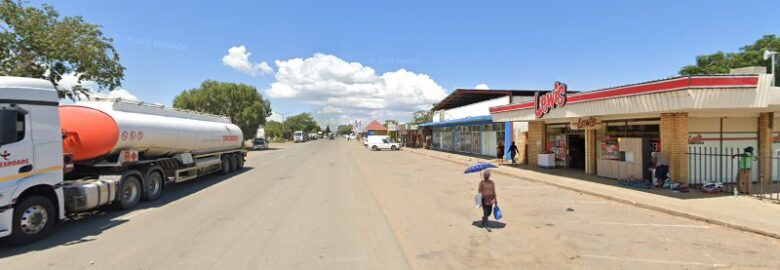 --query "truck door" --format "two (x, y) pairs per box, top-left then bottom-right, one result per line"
(0, 104), (34, 189)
